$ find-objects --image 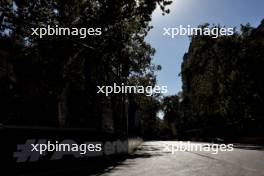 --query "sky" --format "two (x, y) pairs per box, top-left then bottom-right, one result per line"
(146, 0), (264, 96)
